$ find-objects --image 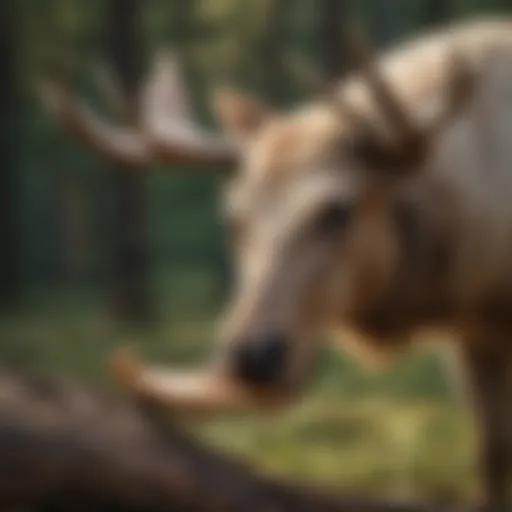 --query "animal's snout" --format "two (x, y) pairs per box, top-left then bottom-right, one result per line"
(231, 333), (288, 386)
